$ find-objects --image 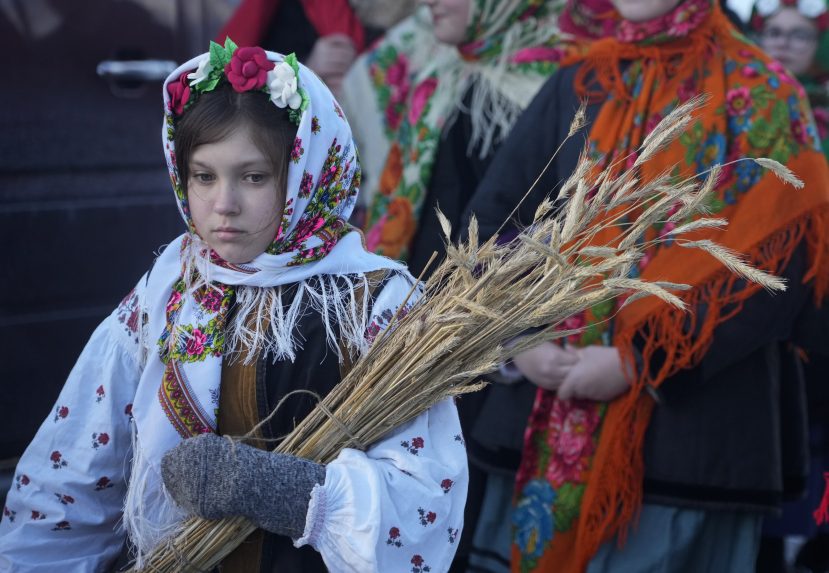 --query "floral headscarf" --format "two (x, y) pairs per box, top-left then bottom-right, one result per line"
(361, 0), (574, 261)
(512, 1), (829, 571)
(123, 41), (403, 561)
(751, 0), (829, 158)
